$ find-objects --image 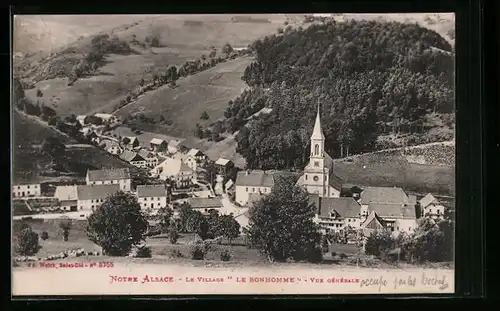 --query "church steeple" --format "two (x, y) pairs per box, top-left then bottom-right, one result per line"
(311, 102), (324, 140)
